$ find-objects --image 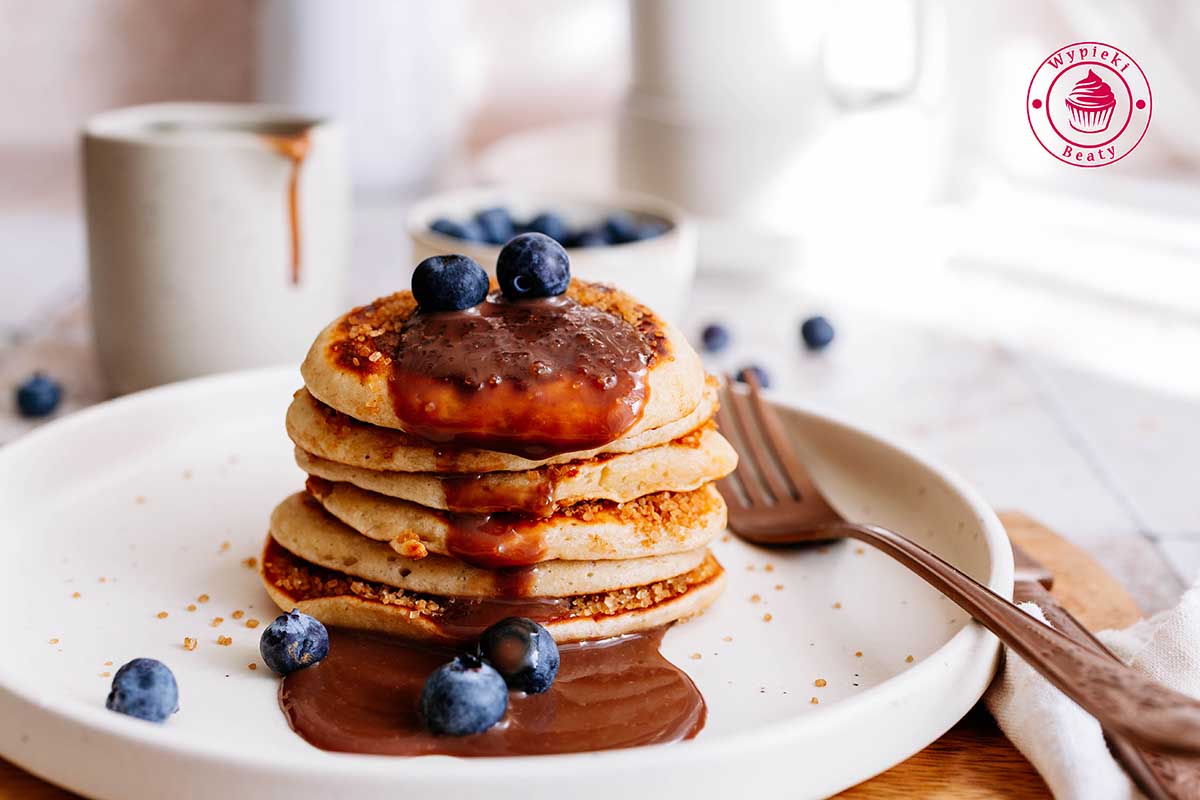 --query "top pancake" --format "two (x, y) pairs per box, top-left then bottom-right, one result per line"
(301, 280), (706, 457)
